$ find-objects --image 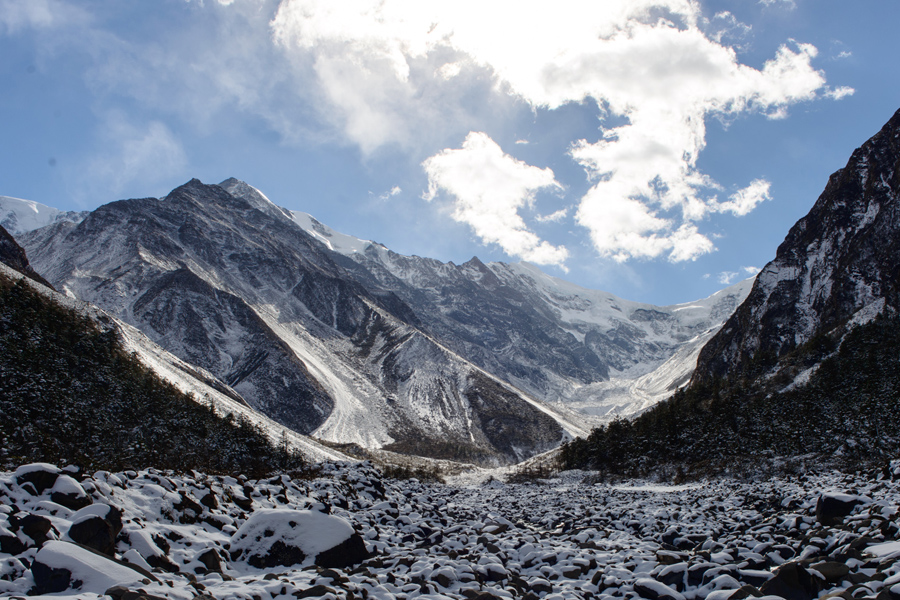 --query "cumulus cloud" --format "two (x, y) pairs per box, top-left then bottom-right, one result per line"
(536, 208), (570, 224)
(270, 0), (840, 262)
(26, 0), (847, 266)
(716, 179), (771, 216)
(422, 132), (568, 267)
